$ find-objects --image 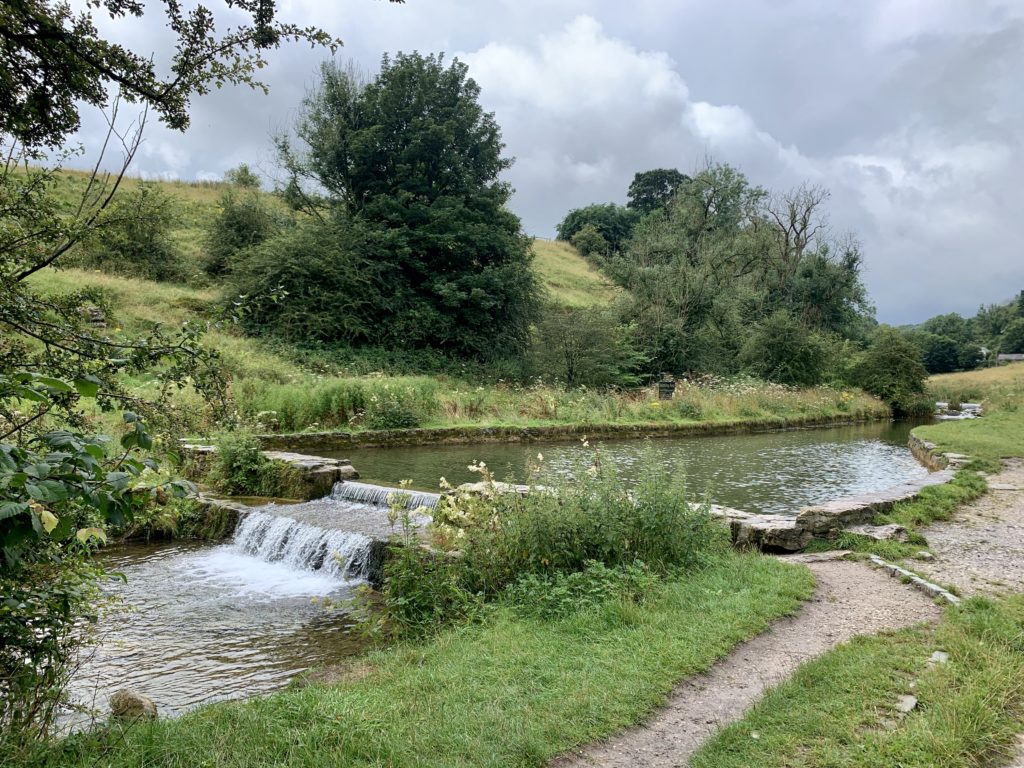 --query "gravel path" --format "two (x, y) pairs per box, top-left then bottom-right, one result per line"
(914, 460), (1024, 597)
(552, 556), (942, 768)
